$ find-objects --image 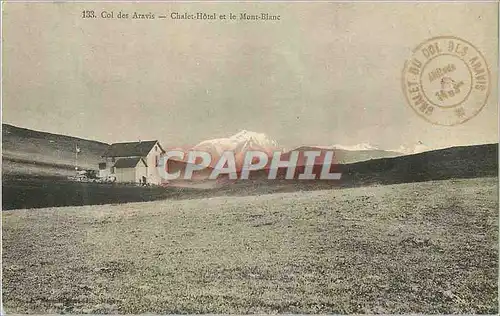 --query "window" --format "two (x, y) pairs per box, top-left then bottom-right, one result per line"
(155, 146), (158, 152)
(110, 167), (115, 174)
